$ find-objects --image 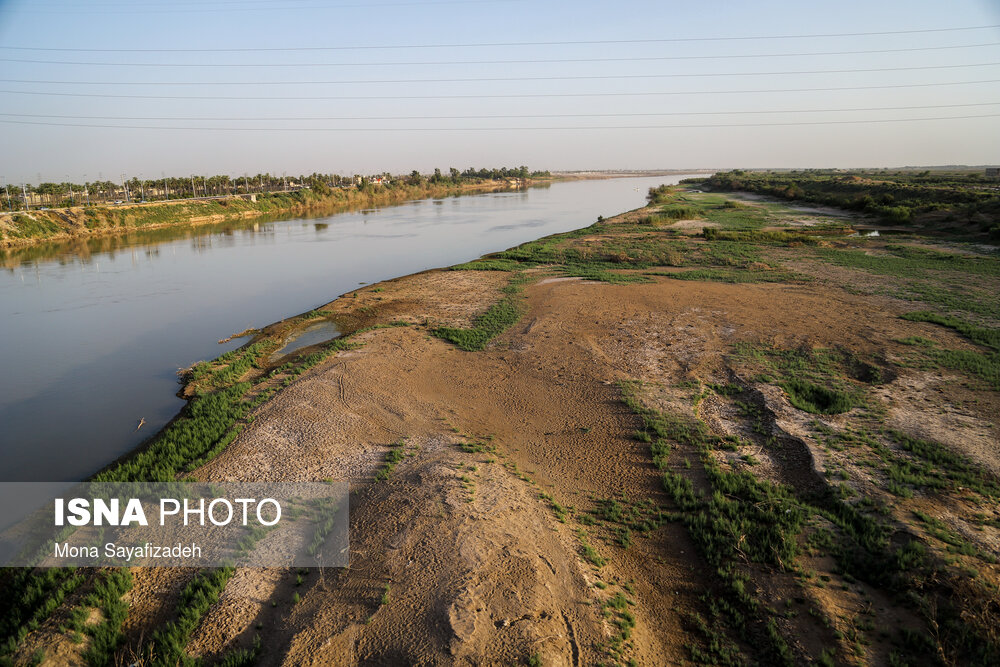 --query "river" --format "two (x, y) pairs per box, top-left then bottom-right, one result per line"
(0, 175), (699, 482)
